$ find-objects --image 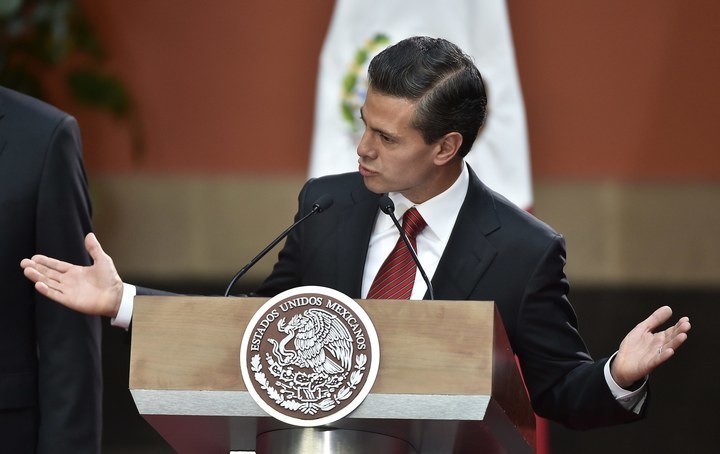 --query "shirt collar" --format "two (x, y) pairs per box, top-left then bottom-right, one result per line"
(386, 162), (469, 242)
